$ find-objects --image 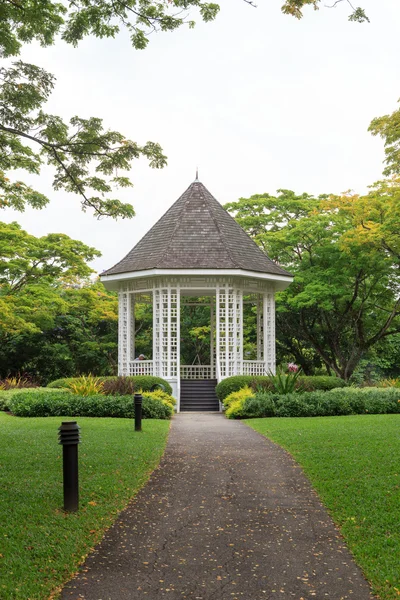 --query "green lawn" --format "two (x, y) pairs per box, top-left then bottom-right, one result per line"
(0, 412), (169, 600)
(247, 415), (400, 600)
